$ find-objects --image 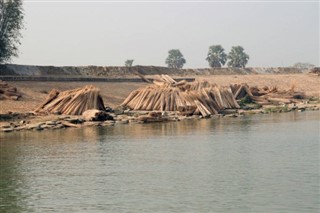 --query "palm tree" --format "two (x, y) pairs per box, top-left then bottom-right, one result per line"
(206, 45), (227, 68)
